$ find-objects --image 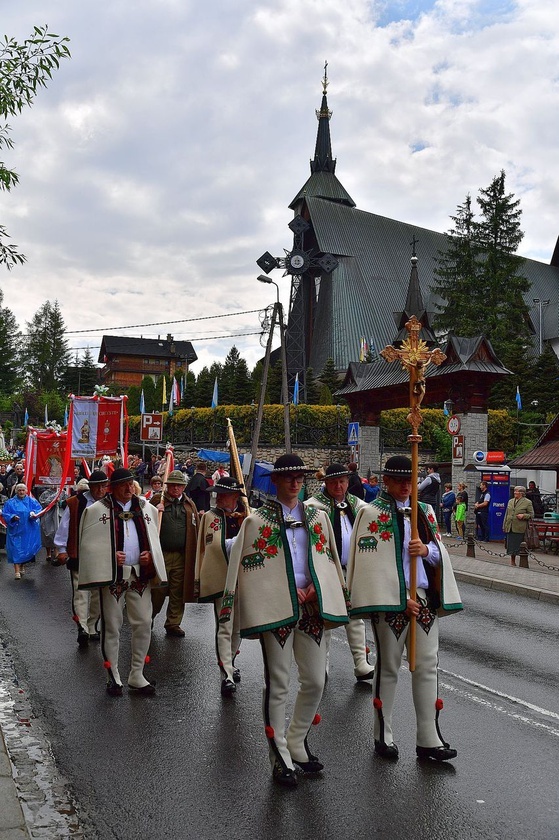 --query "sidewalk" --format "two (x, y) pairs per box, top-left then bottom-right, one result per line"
(1, 539), (558, 840)
(0, 727), (29, 839)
